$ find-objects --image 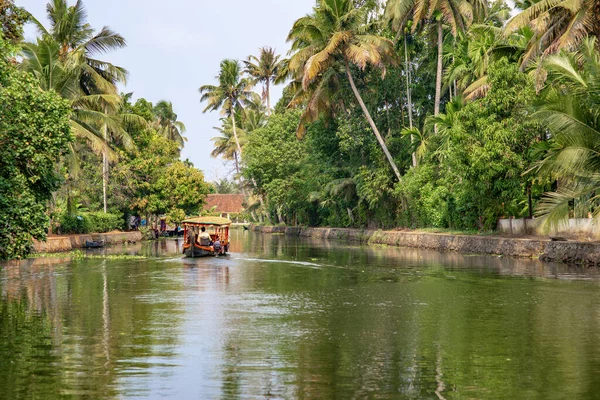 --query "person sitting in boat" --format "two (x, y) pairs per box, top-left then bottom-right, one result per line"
(198, 227), (211, 246)
(213, 236), (221, 252)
